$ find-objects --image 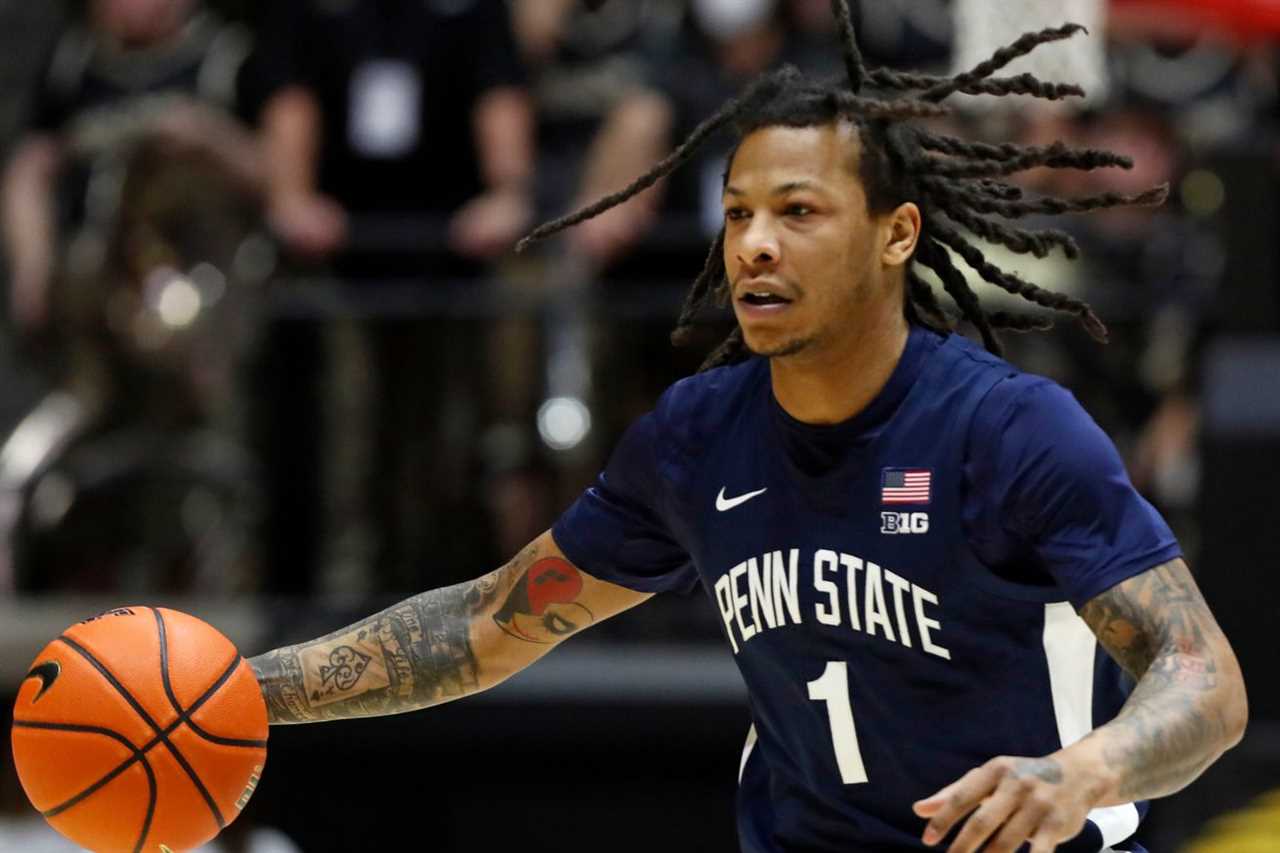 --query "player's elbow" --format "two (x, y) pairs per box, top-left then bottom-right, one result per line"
(1221, 675), (1249, 750)
(1207, 639), (1249, 753)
